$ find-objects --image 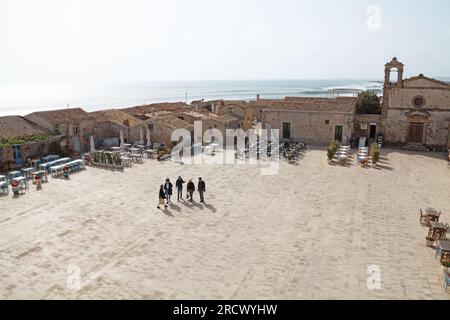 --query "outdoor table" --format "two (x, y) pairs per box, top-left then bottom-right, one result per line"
(437, 240), (450, 264)
(129, 148), (141, 154)
(121, 156), (132, 167)
(13, 176), (28, 190)
(8, 171), (22, 182)
(428, 222), (448, 240)
(21, 167), (35, 180)
(30, 159), (42, 168)
(131, 154), (144, 164)
(32, 171), (48, 184)
(39, 158), (71, 172)
(50, 164), (66, 178)
(42, 155), (60, 163)
(338, 155), (348, 165)
(0, 175), (8, 195)
(424, 208), (441, 226)
(143, 149), (155, 159)
(357, 155), (368, 163)
(69, 159), (85, 170)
